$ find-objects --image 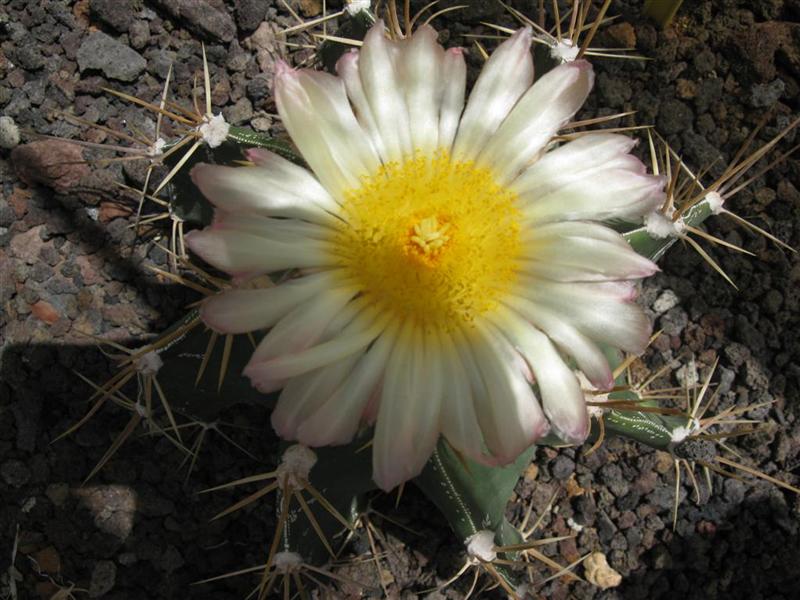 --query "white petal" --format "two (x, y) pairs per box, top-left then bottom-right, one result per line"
(184, 228), (331, 276)
(503, 295), (613, 390)
(213, 212), (332, 242)
(439, 330), (489, 463)
(358, 21), (412, 161)
(200, 272), (340, 334)
(478, 60), (594, 184)
(438, 47), (466, 152)
(336, 50), (389, 162)
(489, 307), (588, 444)
(511, 133), (641, 197)
(461, 322), (548, 464)
(275, 63), (379, 199)
(191, 155), (339, 225)
(373, 323), (443, 490)
(249, 286), (358, 365)
(401, 25), (444, 153)
(271, 353), (360, 440)
(516, 278), (652, 354)
(520, 169), (665, 224)
(521, 228), (658, 282)
(452, 27), (534, 162)
(245, 308), (387, 384)
(296, 323), (400, 446)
